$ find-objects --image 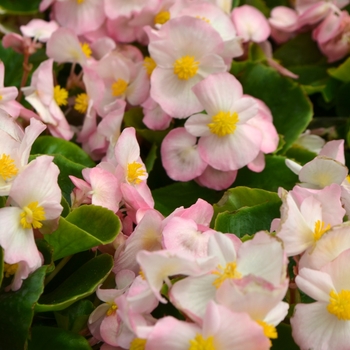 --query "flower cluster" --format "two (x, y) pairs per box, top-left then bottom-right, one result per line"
(0, 0), (350, 349)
